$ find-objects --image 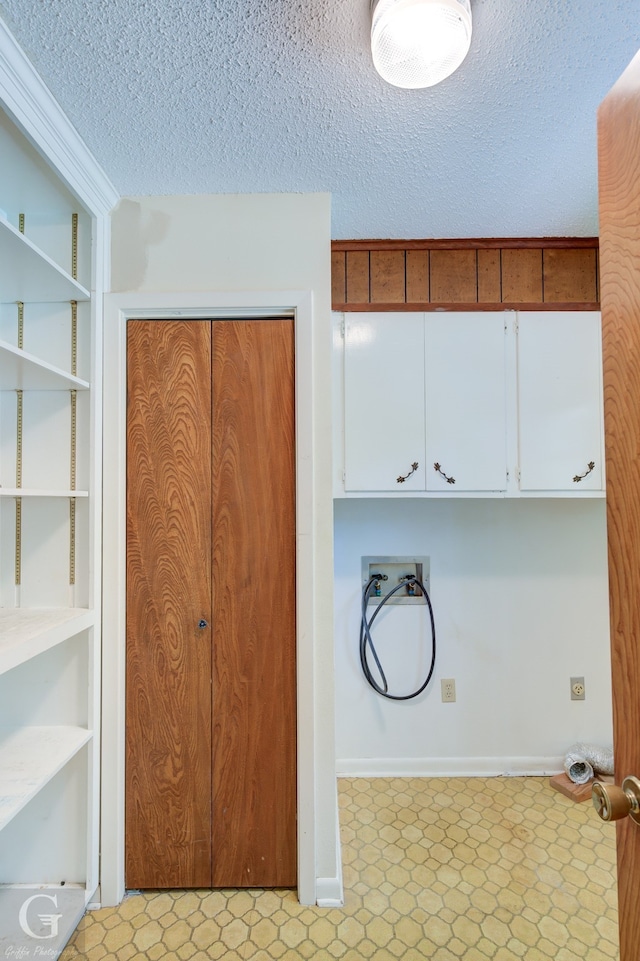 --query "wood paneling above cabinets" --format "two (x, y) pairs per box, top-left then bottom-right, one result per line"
(331, 238), (599, 311)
